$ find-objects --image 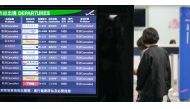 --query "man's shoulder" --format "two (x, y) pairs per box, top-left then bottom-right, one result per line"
(145, 46), (169, 56)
